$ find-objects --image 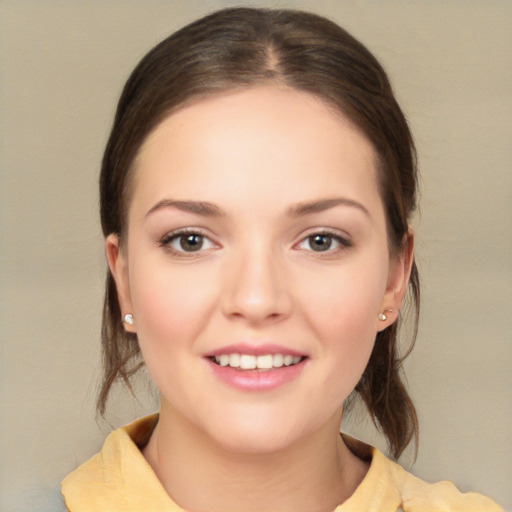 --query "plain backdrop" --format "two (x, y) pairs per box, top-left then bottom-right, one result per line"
(0, 1), (511, 511)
